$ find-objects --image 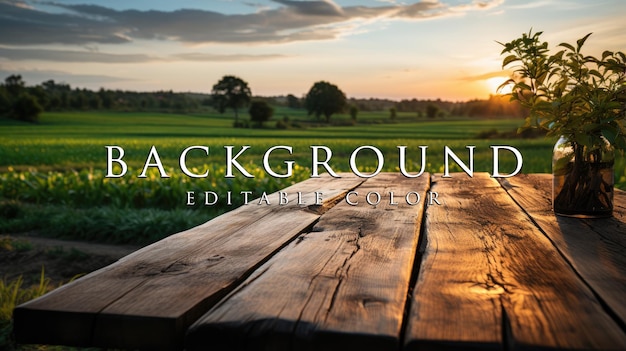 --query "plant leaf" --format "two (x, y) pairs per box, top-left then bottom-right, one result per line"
(502, 55), (518, 68)
(497, 79), (514, 93)
(575, 133), (590, 147)
(559, 42), (575, 52)
(602, 50), (613, 60)
(576, 33), (593, 51)
(601, 124), (619, 143)
(589, 69), (603, 79)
